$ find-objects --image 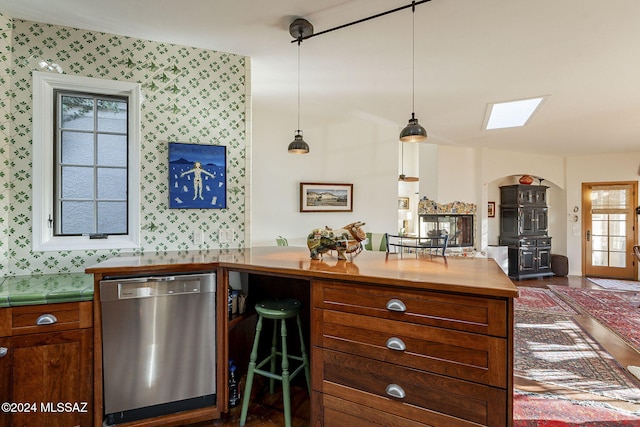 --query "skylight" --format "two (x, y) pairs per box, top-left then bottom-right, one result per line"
(485, 96), (546, 130)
